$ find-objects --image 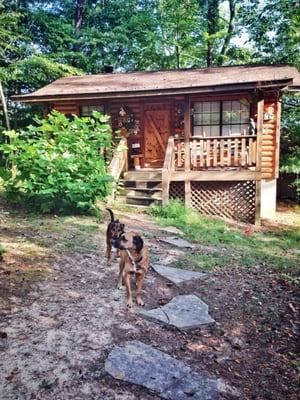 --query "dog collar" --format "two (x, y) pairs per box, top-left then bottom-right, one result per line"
(126, 250), (142, 272)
